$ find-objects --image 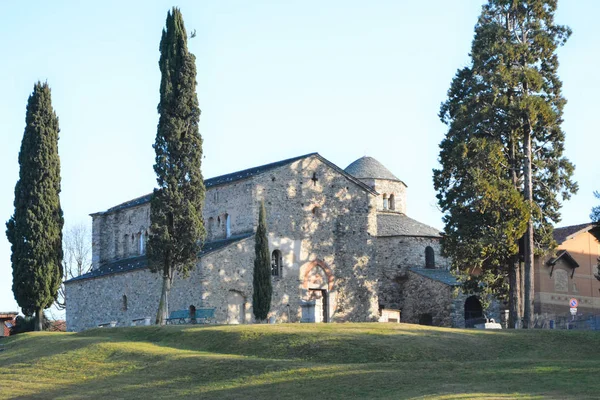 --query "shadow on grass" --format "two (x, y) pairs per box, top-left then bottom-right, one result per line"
(9, 346), (599, 400)
(4, 324), (600, 399)
(73, 323), (600, 364)
(0, 332), (104, 365)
